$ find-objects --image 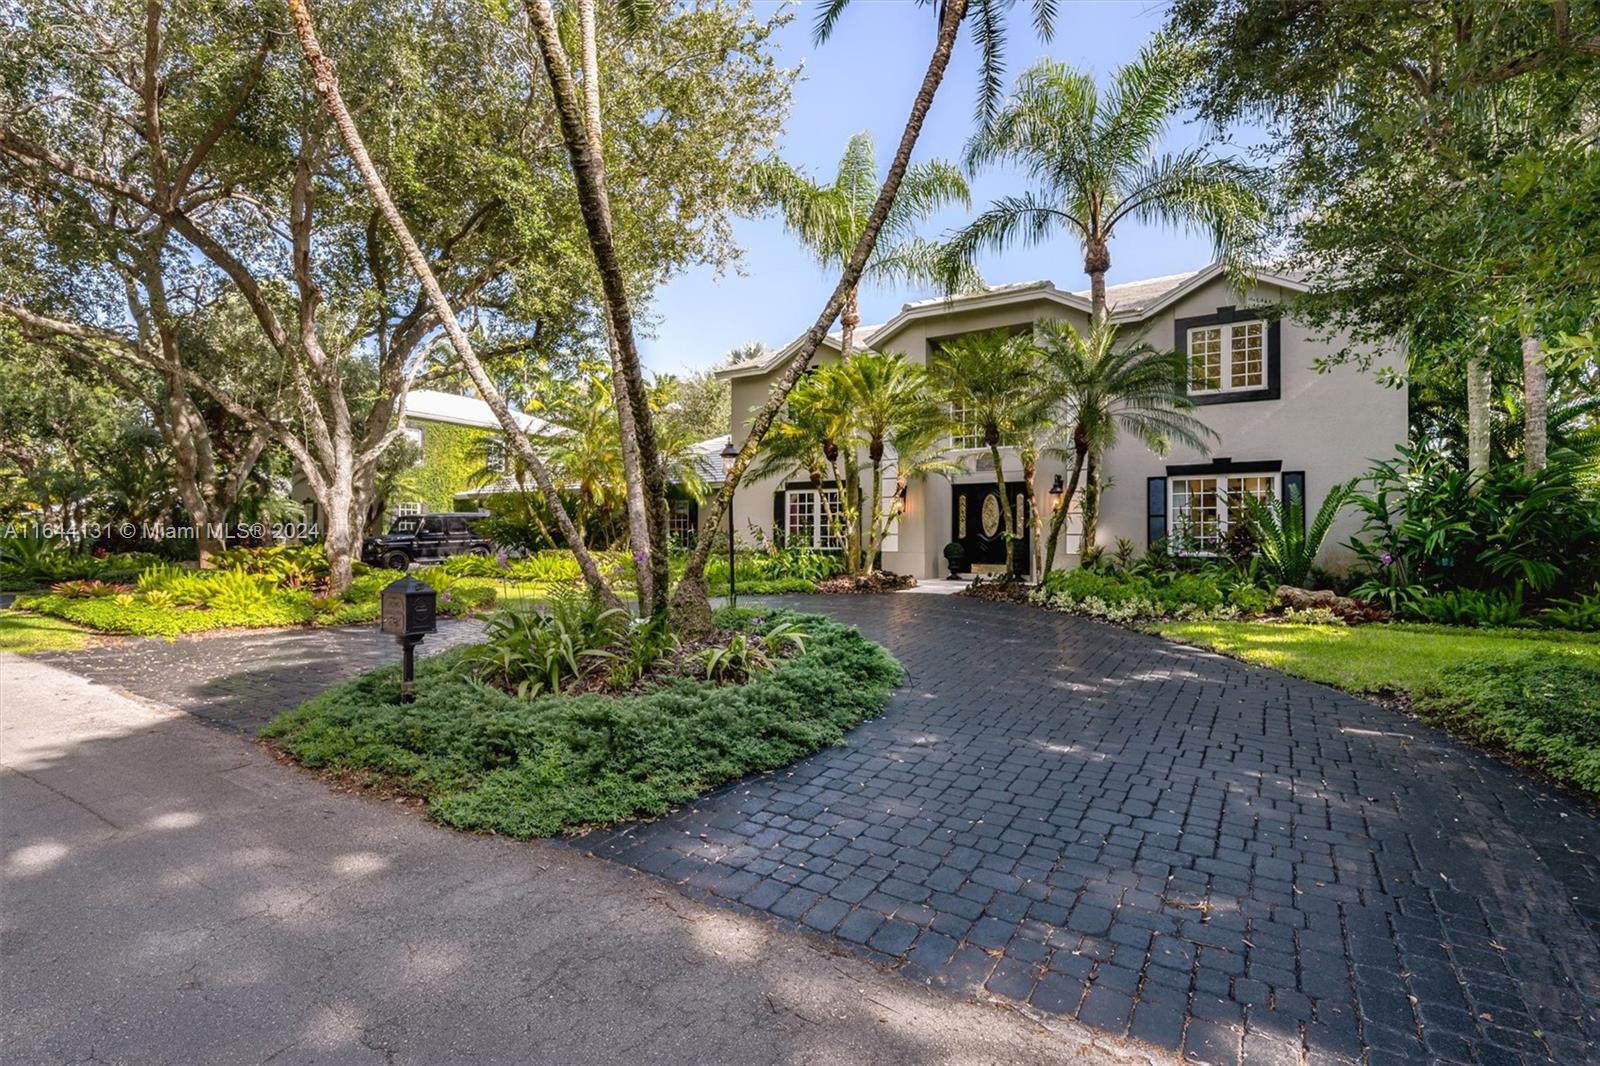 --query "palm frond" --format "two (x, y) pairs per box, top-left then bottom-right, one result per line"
(970, 0), (1008, 128)
(1096, 32), (1194, 169)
